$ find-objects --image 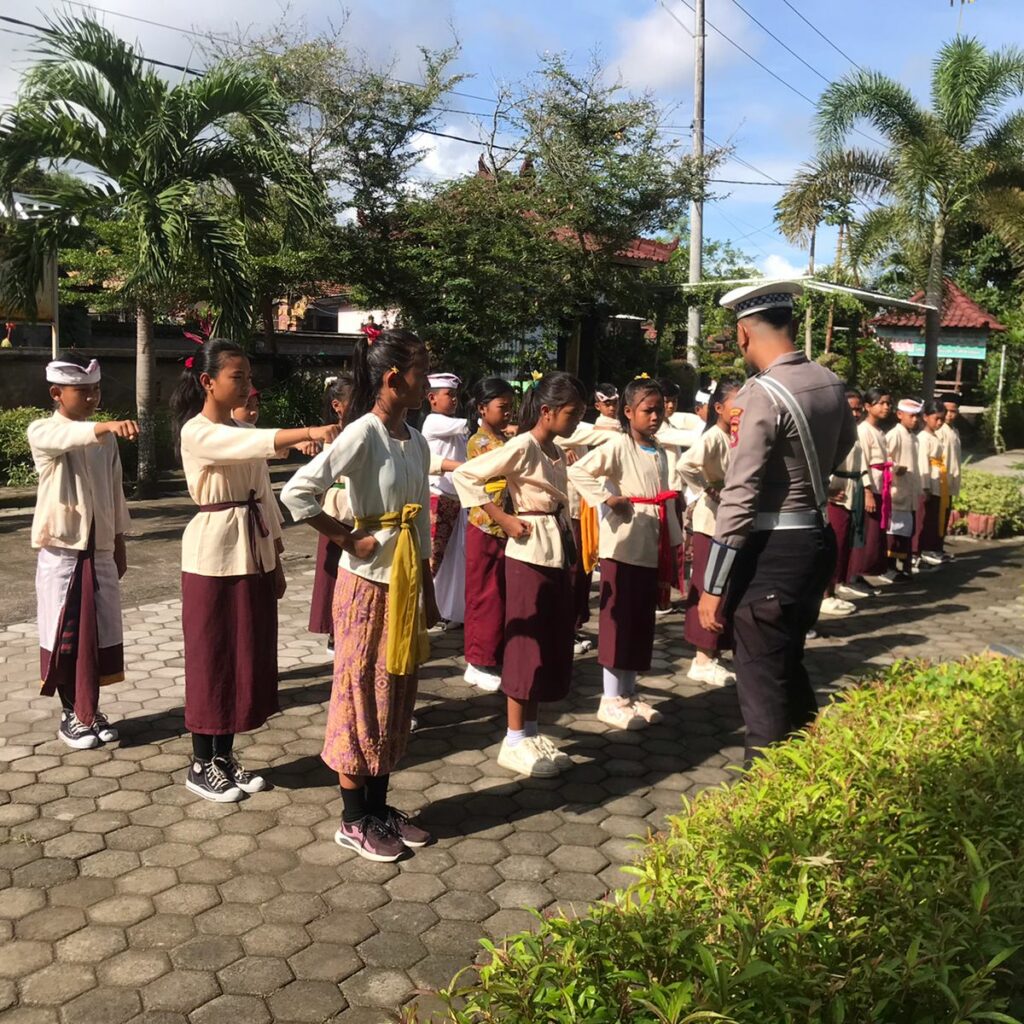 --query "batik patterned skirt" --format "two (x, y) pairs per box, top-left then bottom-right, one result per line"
(321, 569), (418, 777)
